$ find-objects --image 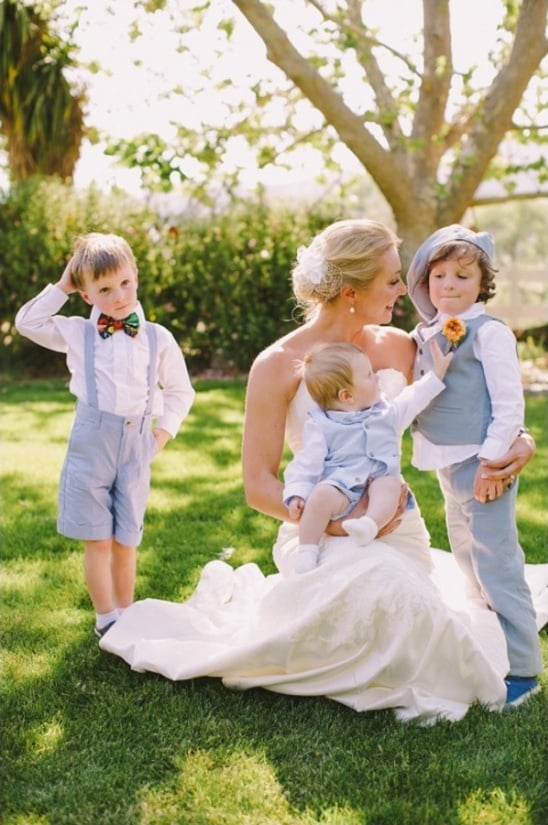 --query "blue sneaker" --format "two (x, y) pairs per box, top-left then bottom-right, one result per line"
(504, 676), (540, 709)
